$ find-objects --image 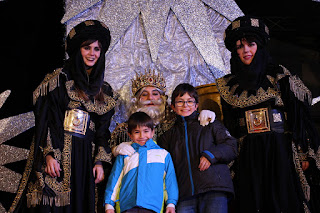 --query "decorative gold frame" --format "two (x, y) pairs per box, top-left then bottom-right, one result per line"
(64, 109), (89, 135)
(245, 108), (270, 134)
